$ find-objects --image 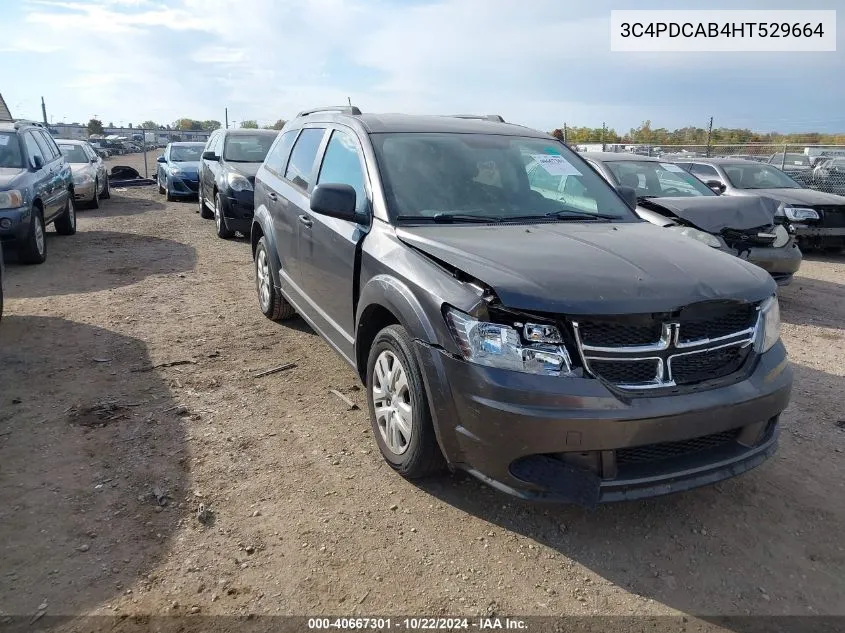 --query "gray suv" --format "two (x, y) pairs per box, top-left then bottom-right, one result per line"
(250, 108), (791, 506)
